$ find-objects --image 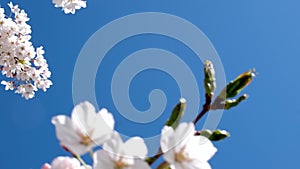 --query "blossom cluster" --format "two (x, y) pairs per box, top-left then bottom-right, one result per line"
(43, 101), (217, 169)
(0, 2), (52, 99)
(52, 0), (87, 14)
